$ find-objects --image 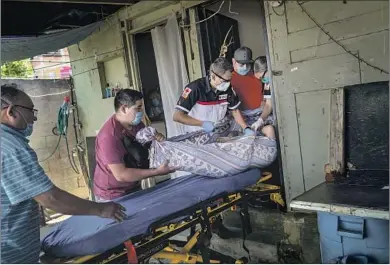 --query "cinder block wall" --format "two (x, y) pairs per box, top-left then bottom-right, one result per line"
(1, 79), (89, 199)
